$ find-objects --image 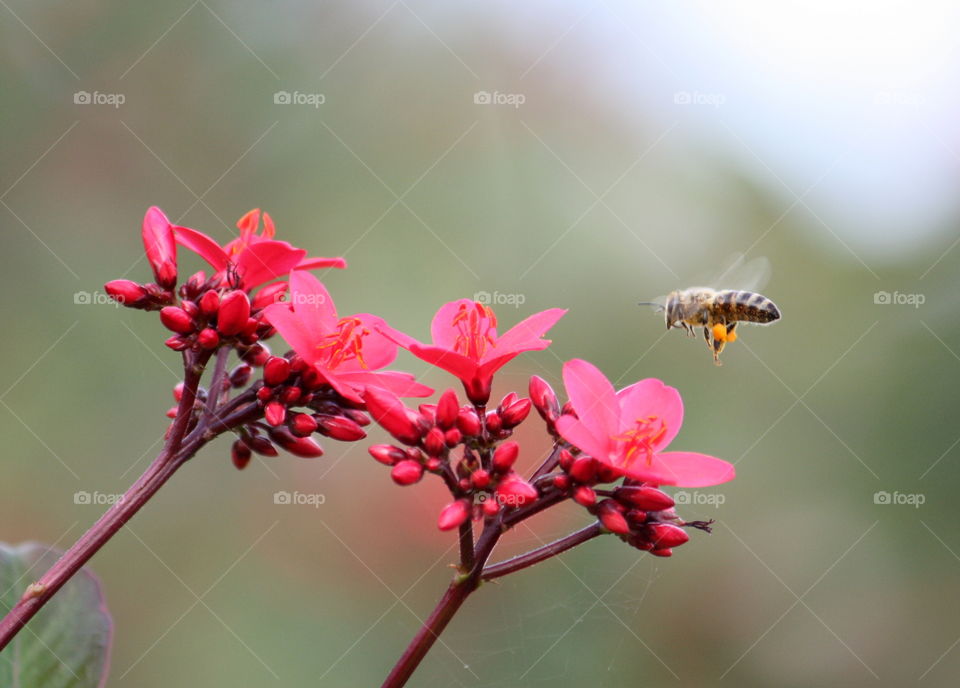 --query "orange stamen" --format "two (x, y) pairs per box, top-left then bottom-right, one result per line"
(316, 317), (370, 369)
(613, 416), (668, 466)
(452, 302), (497, 359)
